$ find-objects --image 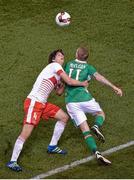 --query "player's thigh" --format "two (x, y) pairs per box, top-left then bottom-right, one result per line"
(66, 103), (87, 126)
(42, 102), (68, 123)
(23, 98), (44, 126)
(54, 109), (69, 123)
(82, 98), (103, 115)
